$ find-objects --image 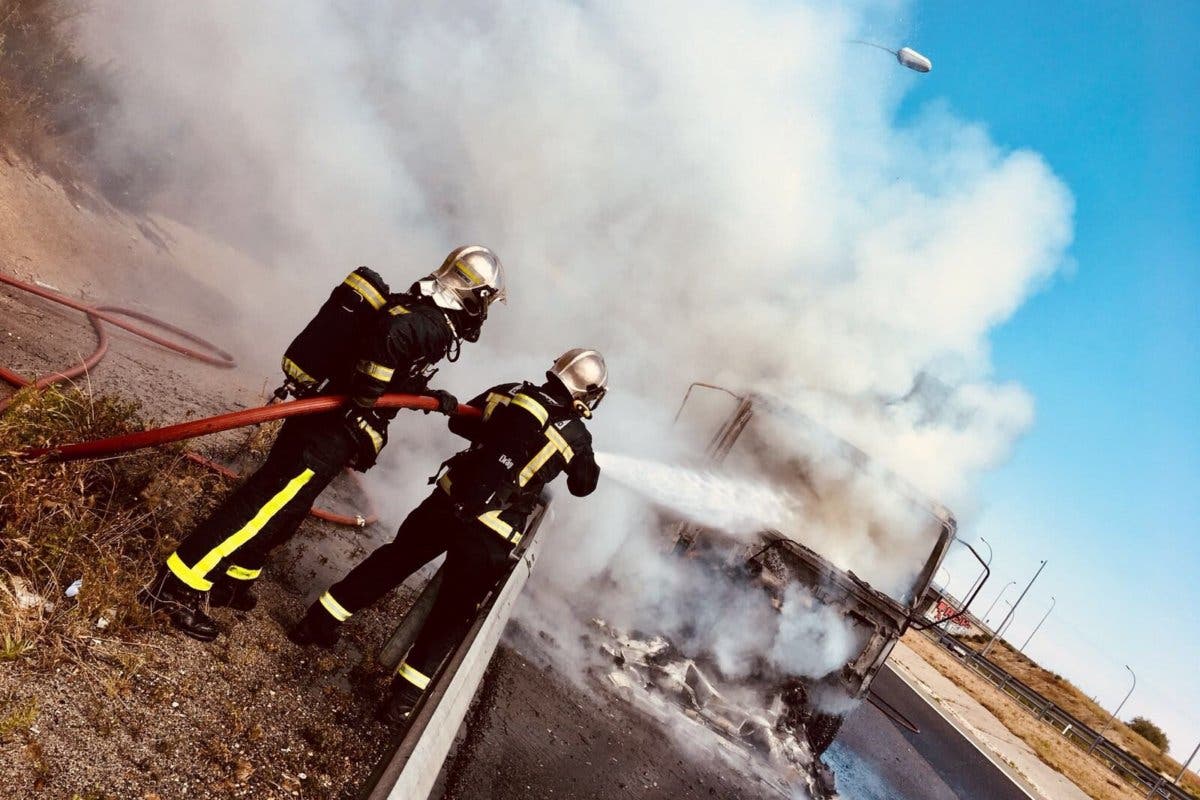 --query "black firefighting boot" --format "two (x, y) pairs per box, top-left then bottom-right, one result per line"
(209, 575), (258, 612)
(137, 567), (220, 642)
(382, 677), (424, 727)
(286, 602), (342, 648)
